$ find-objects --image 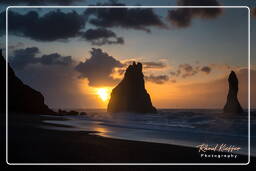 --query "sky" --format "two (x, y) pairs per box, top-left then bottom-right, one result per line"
(0, 0), (255, 109)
